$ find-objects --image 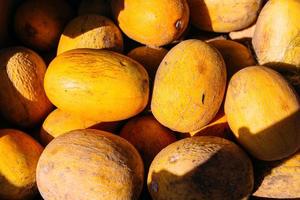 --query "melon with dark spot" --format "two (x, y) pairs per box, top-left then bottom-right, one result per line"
(151, 39), (226, 132)
(36, 129), (144, 200)
(0, 47), (53, 127)
(112, 0), (190, 47)
(147, 136), (254, 200)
